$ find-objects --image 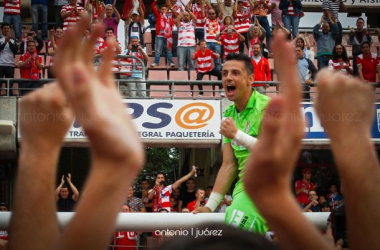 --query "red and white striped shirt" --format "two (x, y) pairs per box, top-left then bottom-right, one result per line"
(61, 4), (85, 31)
(328, 59), (352, 75)
(94, 37), (104, 54)
(151, 185), (173, 212)
(204, 18), (220, 43)
(287, 3), (298, 16)
(221, 33), (239, 58)
(193, 49), (217, 73)
(178, 21), (196, 47)
(4, 0), (21, 15)
(99, 40), (121, 72)
(191, 3), (208, 29)
(234, 7), (251, 34)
